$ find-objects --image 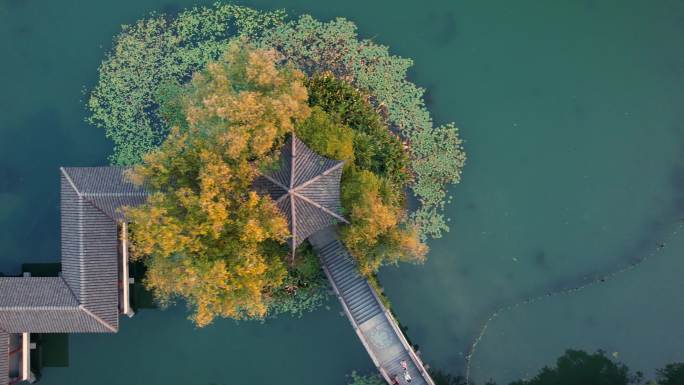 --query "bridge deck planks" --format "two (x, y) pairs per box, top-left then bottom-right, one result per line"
(309, 228), (435, 385)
